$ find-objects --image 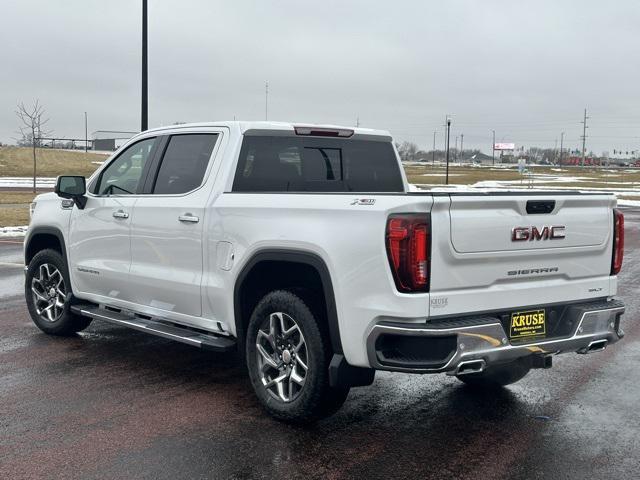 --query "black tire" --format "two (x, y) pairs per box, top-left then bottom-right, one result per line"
(25, 249), (92, 336)
(457, 357), (531, 388)
(245, 290), (349, 423)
